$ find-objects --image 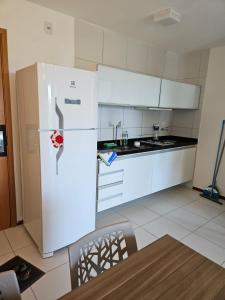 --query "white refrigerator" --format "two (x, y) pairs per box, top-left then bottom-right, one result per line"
(16, 63), (97, 258)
